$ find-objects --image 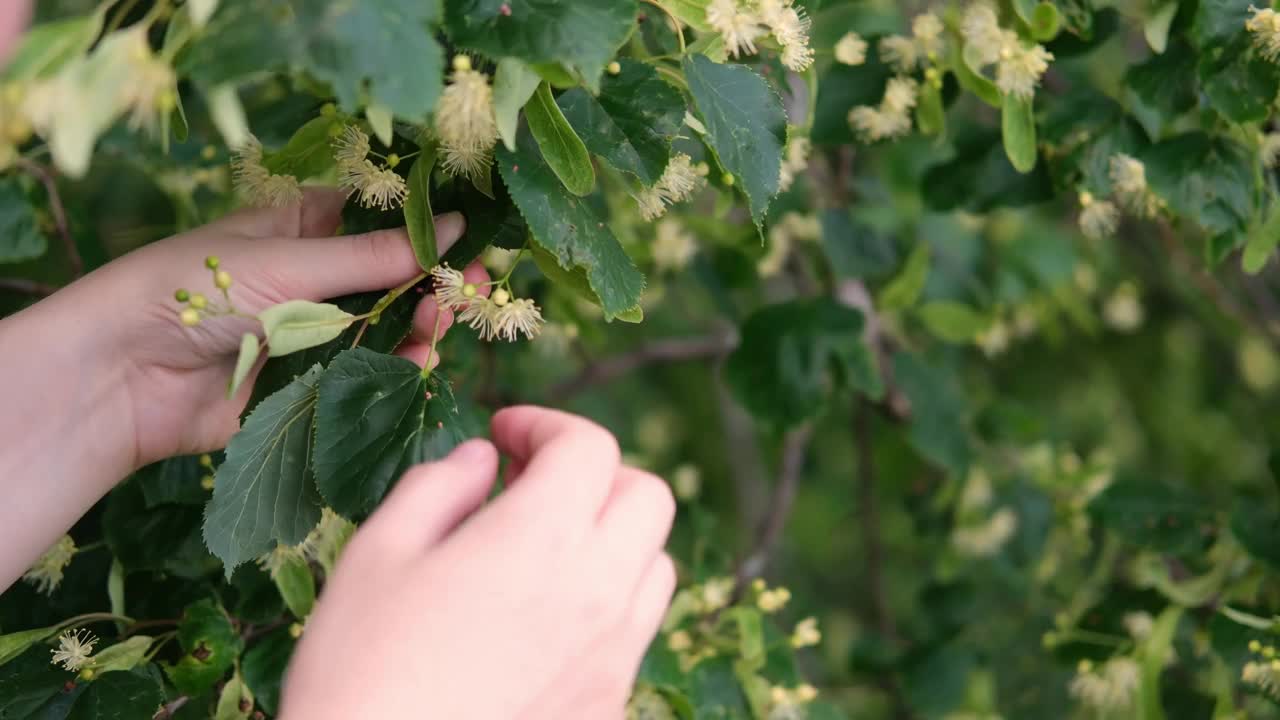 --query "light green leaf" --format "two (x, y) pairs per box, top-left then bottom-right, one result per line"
(241, 629), (294, 716)
(272, 554), (316, 619)
(956, 44), (1003, 108)
(498, 137), (646, 319)
(443, 0), (637, 90)
(557, 59), (686, 185)
(1144, 1), (1180, 53)
(918, 302), (989, 344)
(878, 242), (931, 311)
(91, 636), (154, 674)
(665, 0), (712, 31)
(915, 81), (946, 137)
(203, 366), (324, 576)
(1243, 201), (1280, 274)
(313, 349), (468, 518)
(0, 177), (46, 264)
(493, 58), (543, 152)
(207, 83), (250, 150)
(525, 82), (596, 196)
(259, 301), (357, 358)
(1001, 94), (1037, 173)
(1028, 2), (1061, 40)
(0, 9), (105, 82)
(683, 54), (786, 226)
(216, 674), (255, 720)
(107, 558), (126, 626)
(530, 244), (642, 323)
(228, 334), (262, 400)
(365, 104), (394, 147)
(404, 148), (439, 271)
(189, 0), (220, 28)
(262, 115), (341, 179)
(0, 626), (59, 667)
